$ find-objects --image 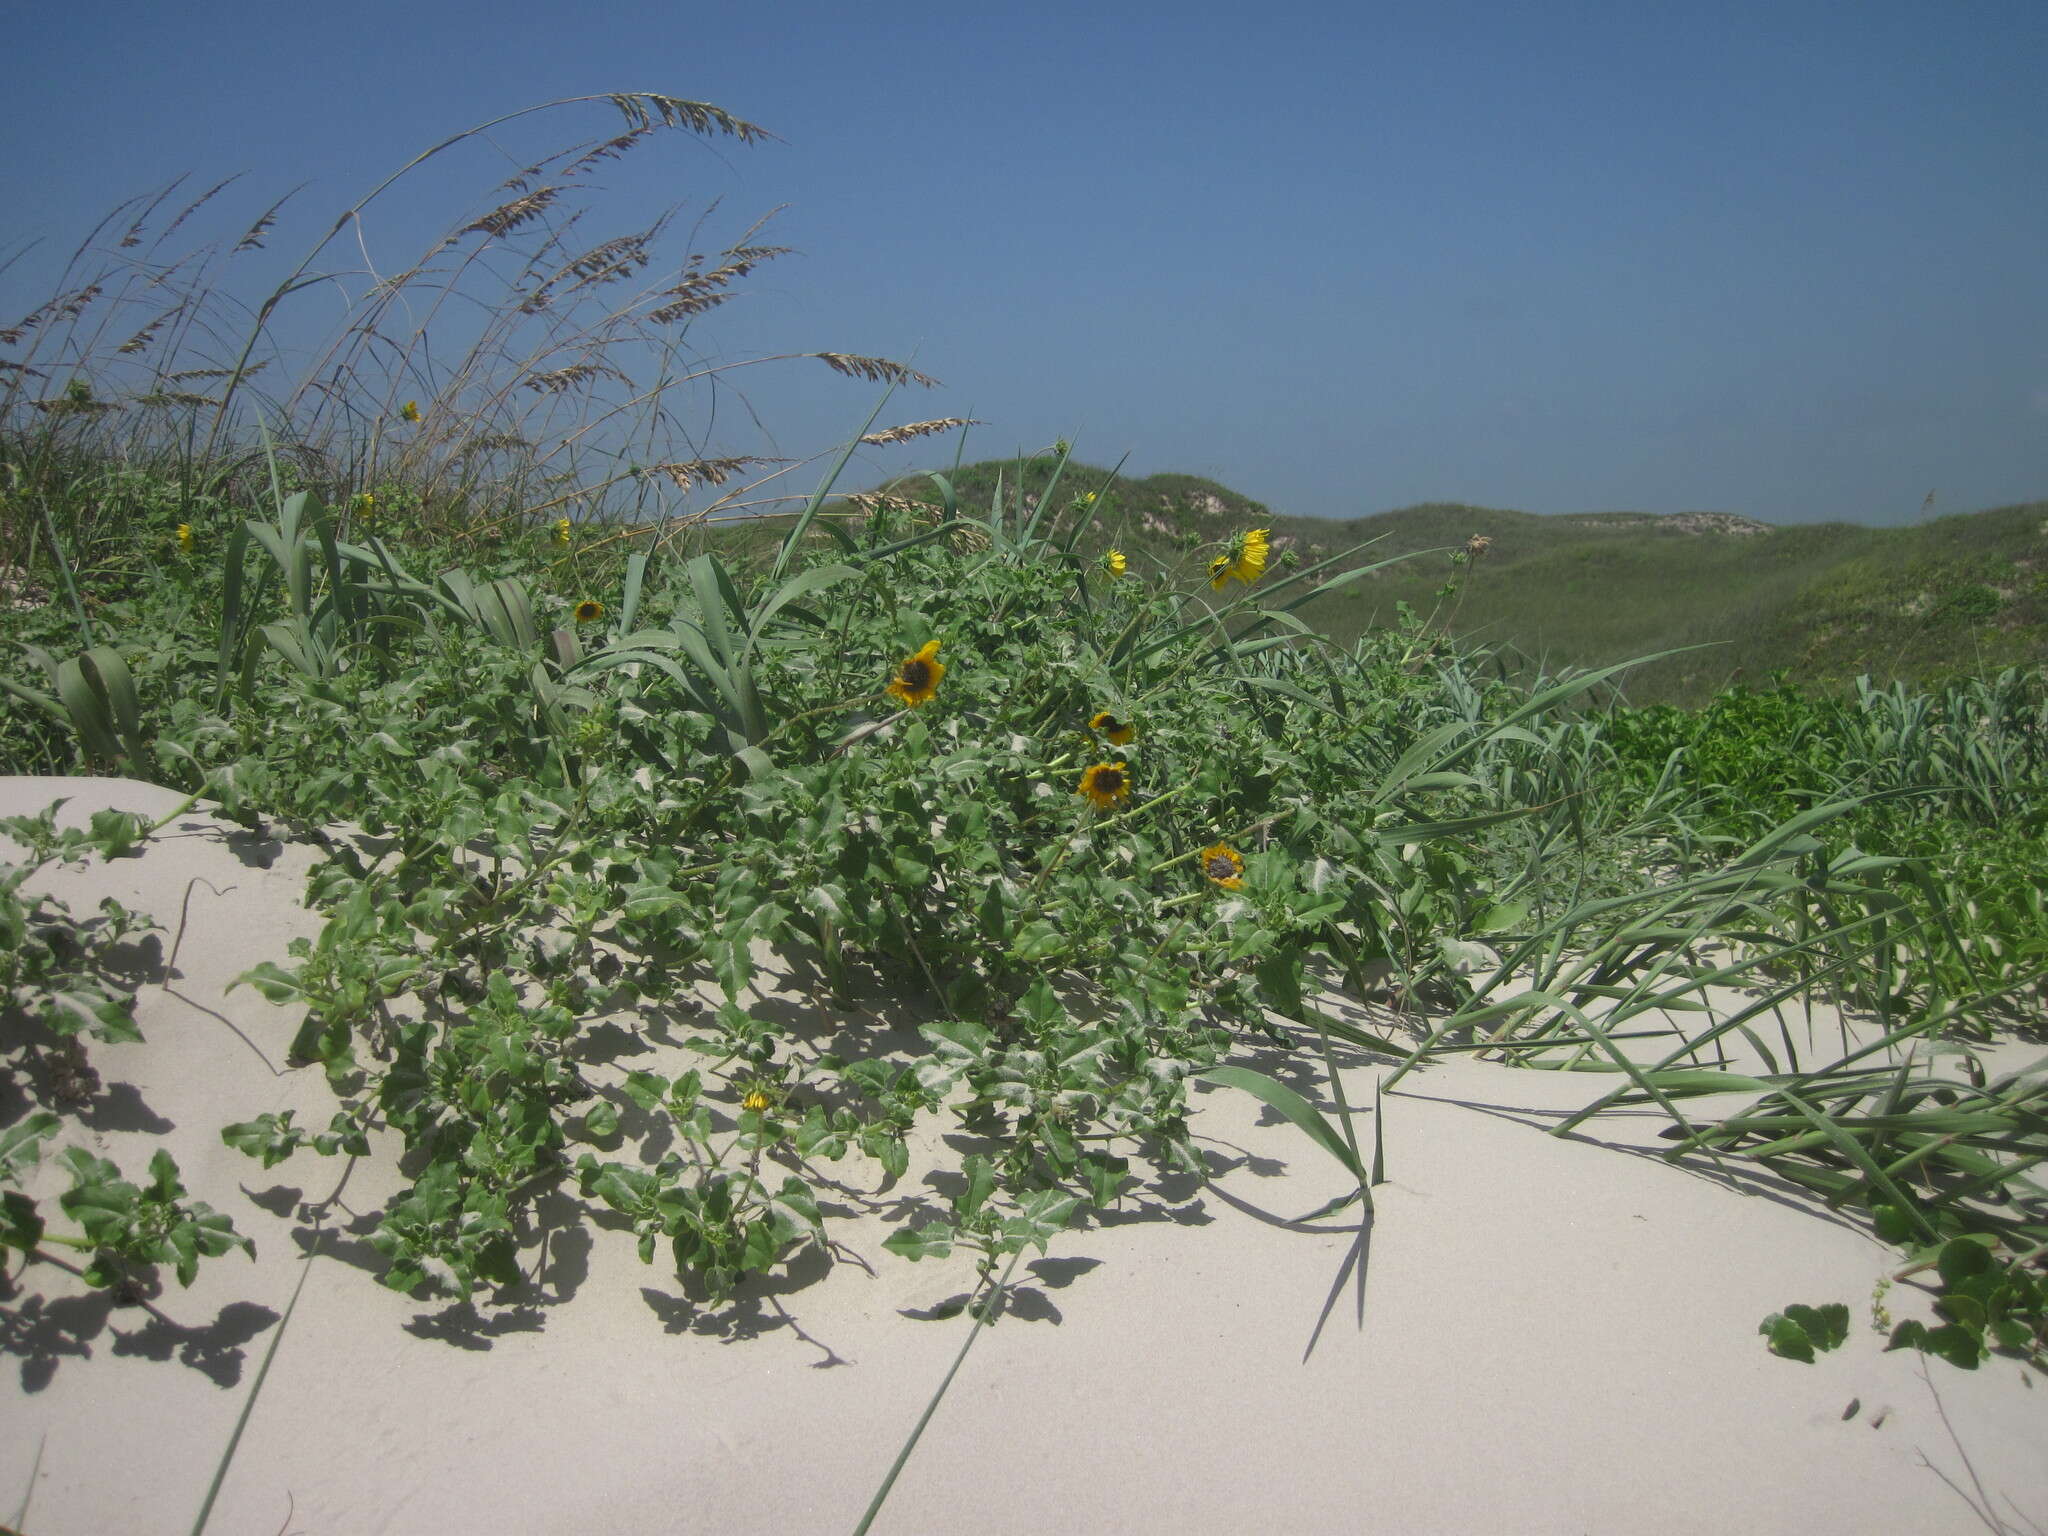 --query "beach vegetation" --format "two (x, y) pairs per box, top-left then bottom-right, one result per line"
(0, 92), (2044, 1532)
